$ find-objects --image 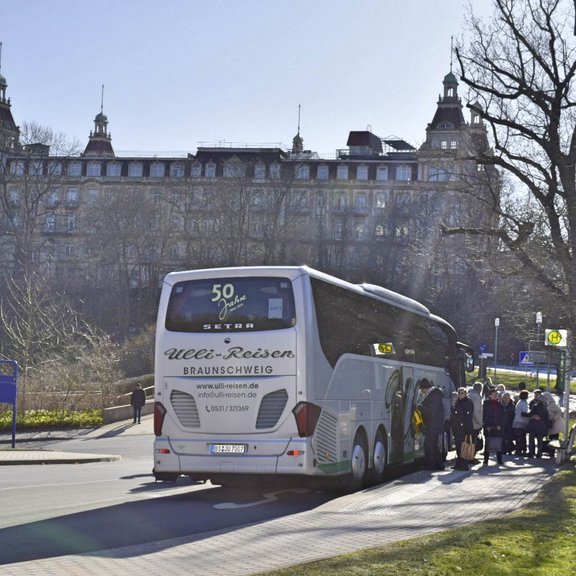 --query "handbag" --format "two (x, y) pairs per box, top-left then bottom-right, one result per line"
(461, 435), (476, 461)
